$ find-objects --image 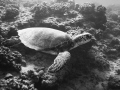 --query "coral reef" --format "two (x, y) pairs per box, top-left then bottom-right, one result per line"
(0, 46), (23, 72)
(29, 2), (107, 31)
(0, 69), (44, 90)
(79, 3), (107, 30)
(108, 75), (120, 89)
(1, 5), (19, 20)
(32, 3), (51, 19)
(0, 0), (120, 90)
